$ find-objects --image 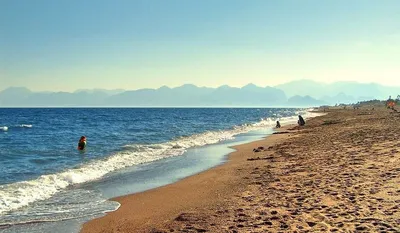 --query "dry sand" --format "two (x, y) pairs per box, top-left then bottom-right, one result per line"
(82, 107), (400, 233)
